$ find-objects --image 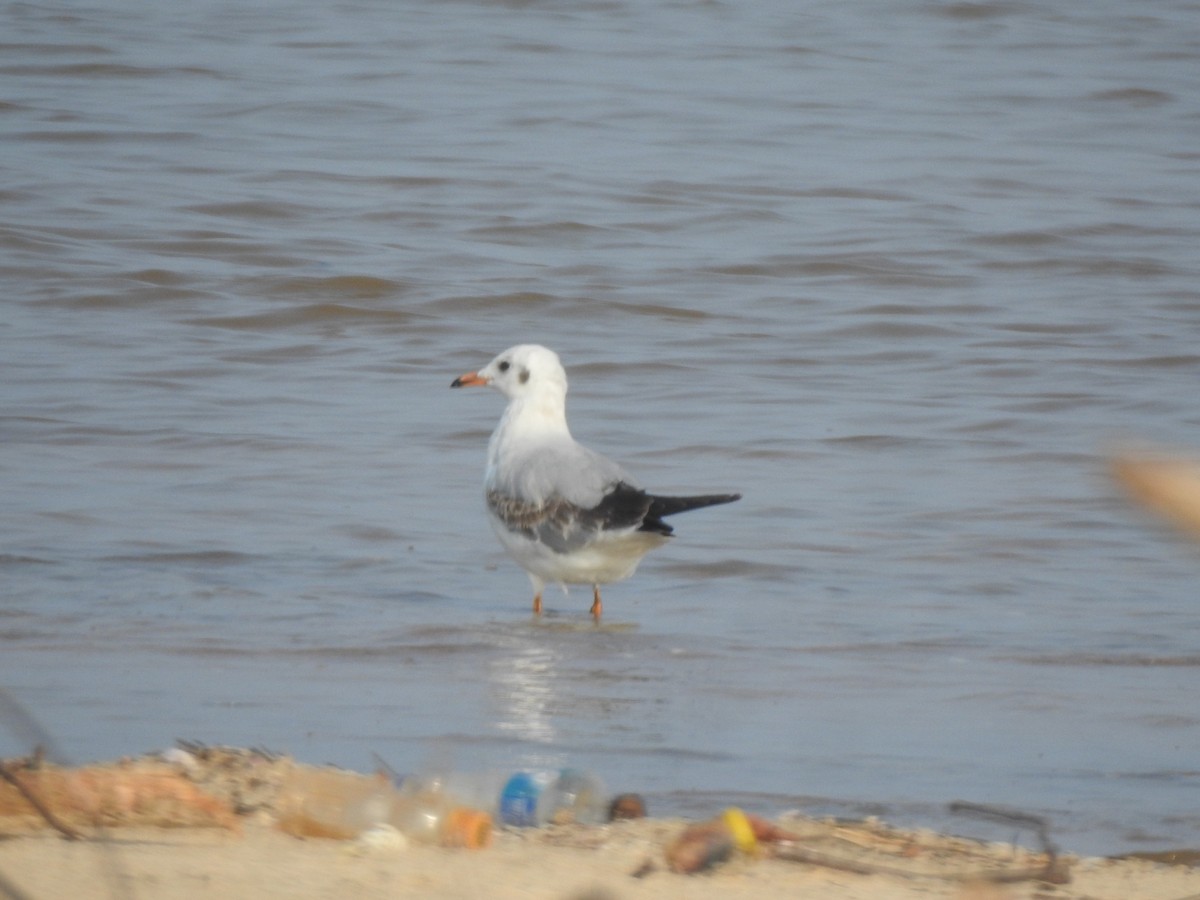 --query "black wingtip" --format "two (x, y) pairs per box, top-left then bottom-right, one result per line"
(646, 492), (741, 520)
